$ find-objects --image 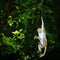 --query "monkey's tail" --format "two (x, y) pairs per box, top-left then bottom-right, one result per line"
(40, 46), (47, 57)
